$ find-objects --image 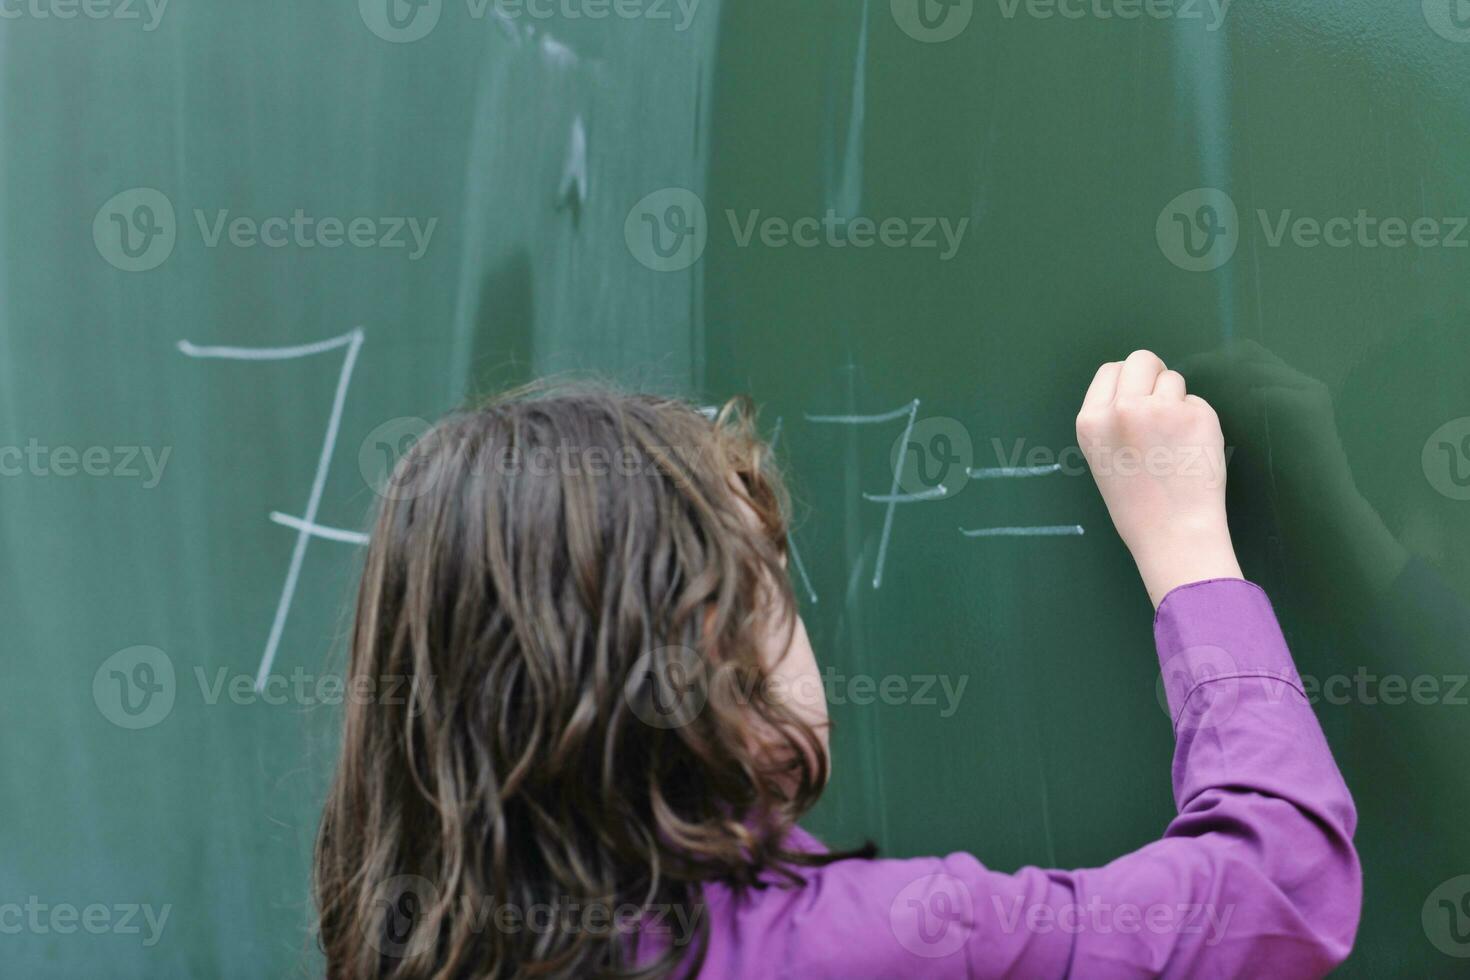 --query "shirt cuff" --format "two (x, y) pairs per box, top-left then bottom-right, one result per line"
(1154, 578), (1306, 728)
